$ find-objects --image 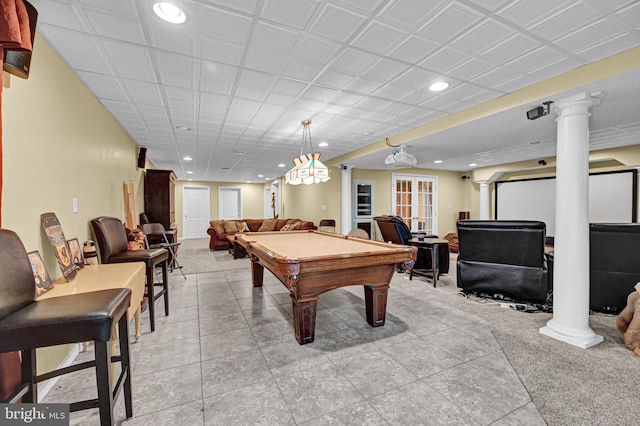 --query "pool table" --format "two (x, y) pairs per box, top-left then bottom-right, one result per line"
(236, 230), (417, 344)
